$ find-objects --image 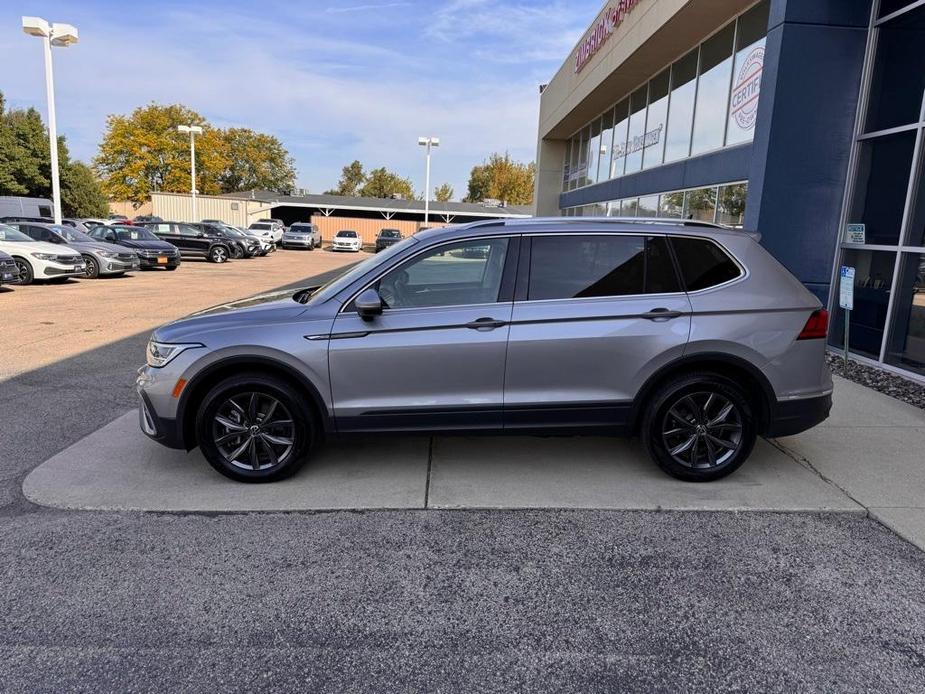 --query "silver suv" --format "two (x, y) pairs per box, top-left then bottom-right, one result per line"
(137, 218), (832, 483)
